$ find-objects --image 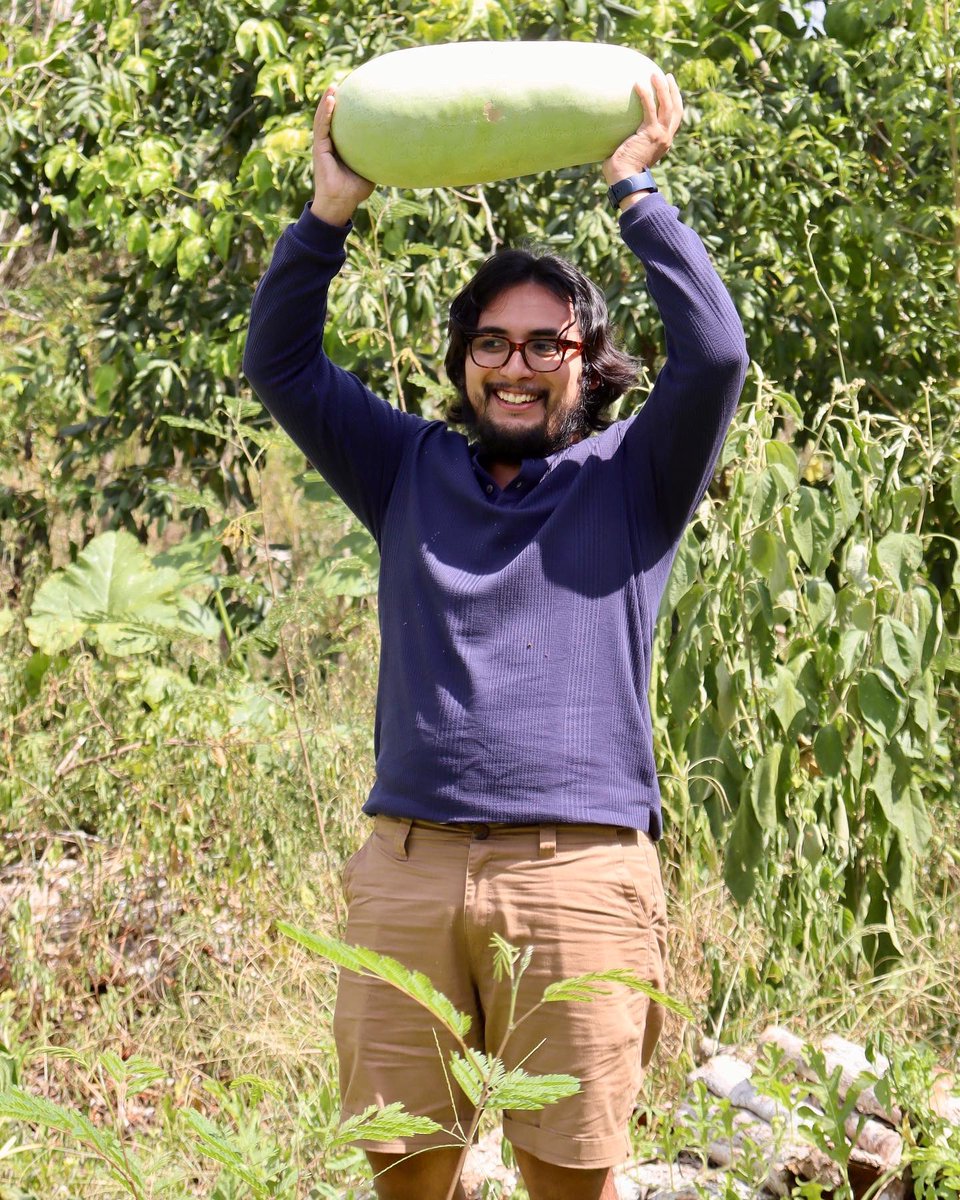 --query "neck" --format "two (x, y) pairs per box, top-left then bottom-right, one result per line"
(488, 459), (521, 489)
